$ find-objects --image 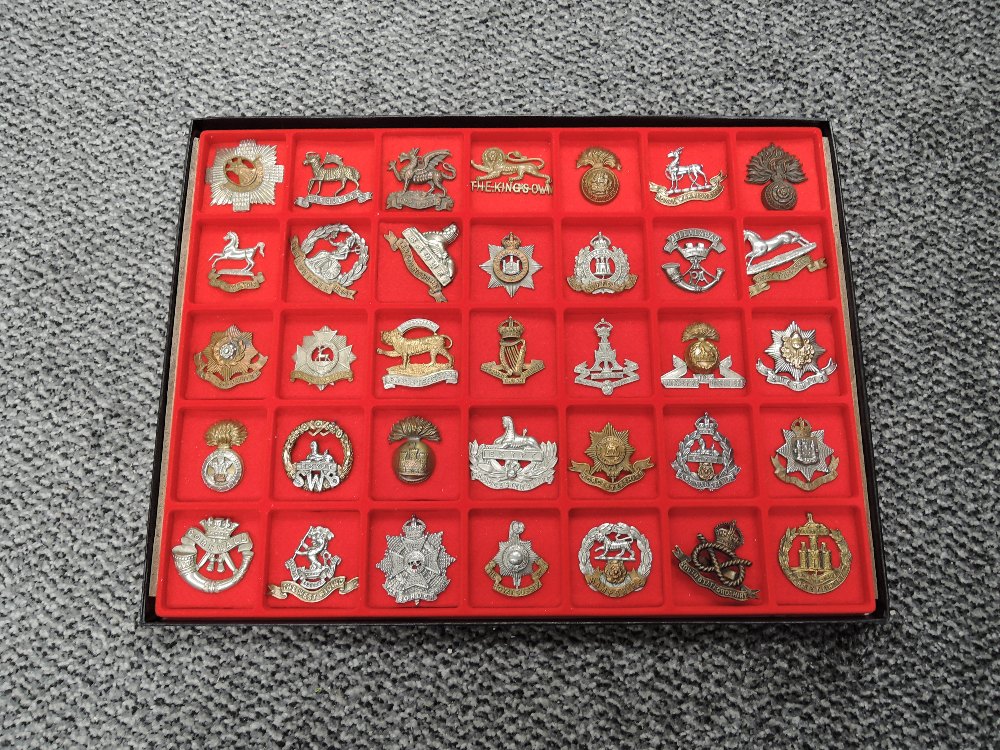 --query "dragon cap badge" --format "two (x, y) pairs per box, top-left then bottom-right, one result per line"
(385, 147), (457, 211)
